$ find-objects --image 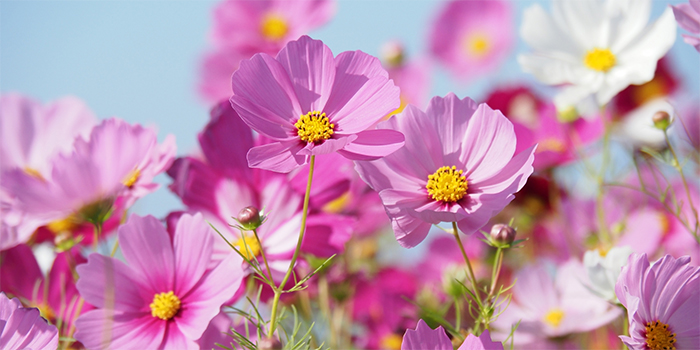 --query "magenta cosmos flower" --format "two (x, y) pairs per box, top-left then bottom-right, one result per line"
(673, 0), (700, 52)
(402, 319), (503, 350)
(429, 0), (513, 82)
(230, 35), (404, 173)
(0, 93), (96, 251)
(616, 254), (700, 350)
(354, 93), (536, 248)
(0, 292), (58, 350)
(74, 213), (245, 348)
